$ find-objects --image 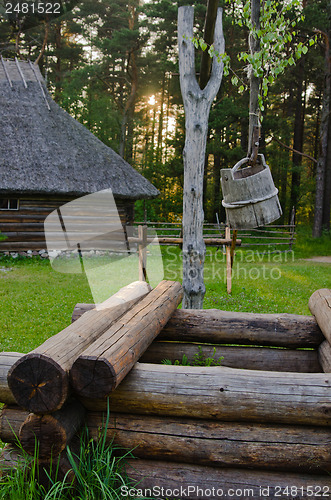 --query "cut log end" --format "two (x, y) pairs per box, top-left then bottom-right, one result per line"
(19, 414), (66, 459)
(7, 354), (68, 414)
(70, 357), (116, 399)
